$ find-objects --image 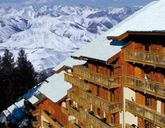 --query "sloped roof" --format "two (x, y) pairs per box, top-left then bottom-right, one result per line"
(106, 0), (165, 37)
(107, 30), (165, 41)
(67, 0), (165, 62)
(38, 71), (72, 102)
